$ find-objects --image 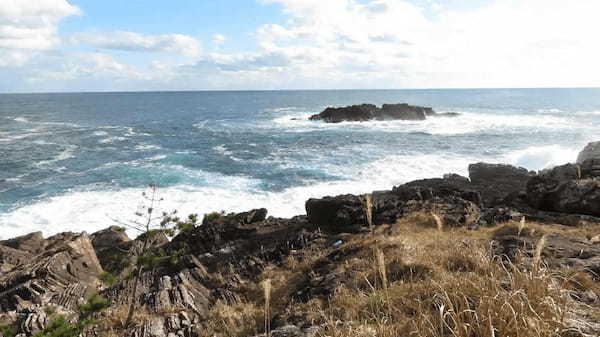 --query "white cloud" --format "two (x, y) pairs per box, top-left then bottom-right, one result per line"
(0, 0), (80, 66)
(71, 31), (201, 57)
(247, 0), (600, 88)
(213, 33), (226, 46)
(28, 52), (152, 83)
